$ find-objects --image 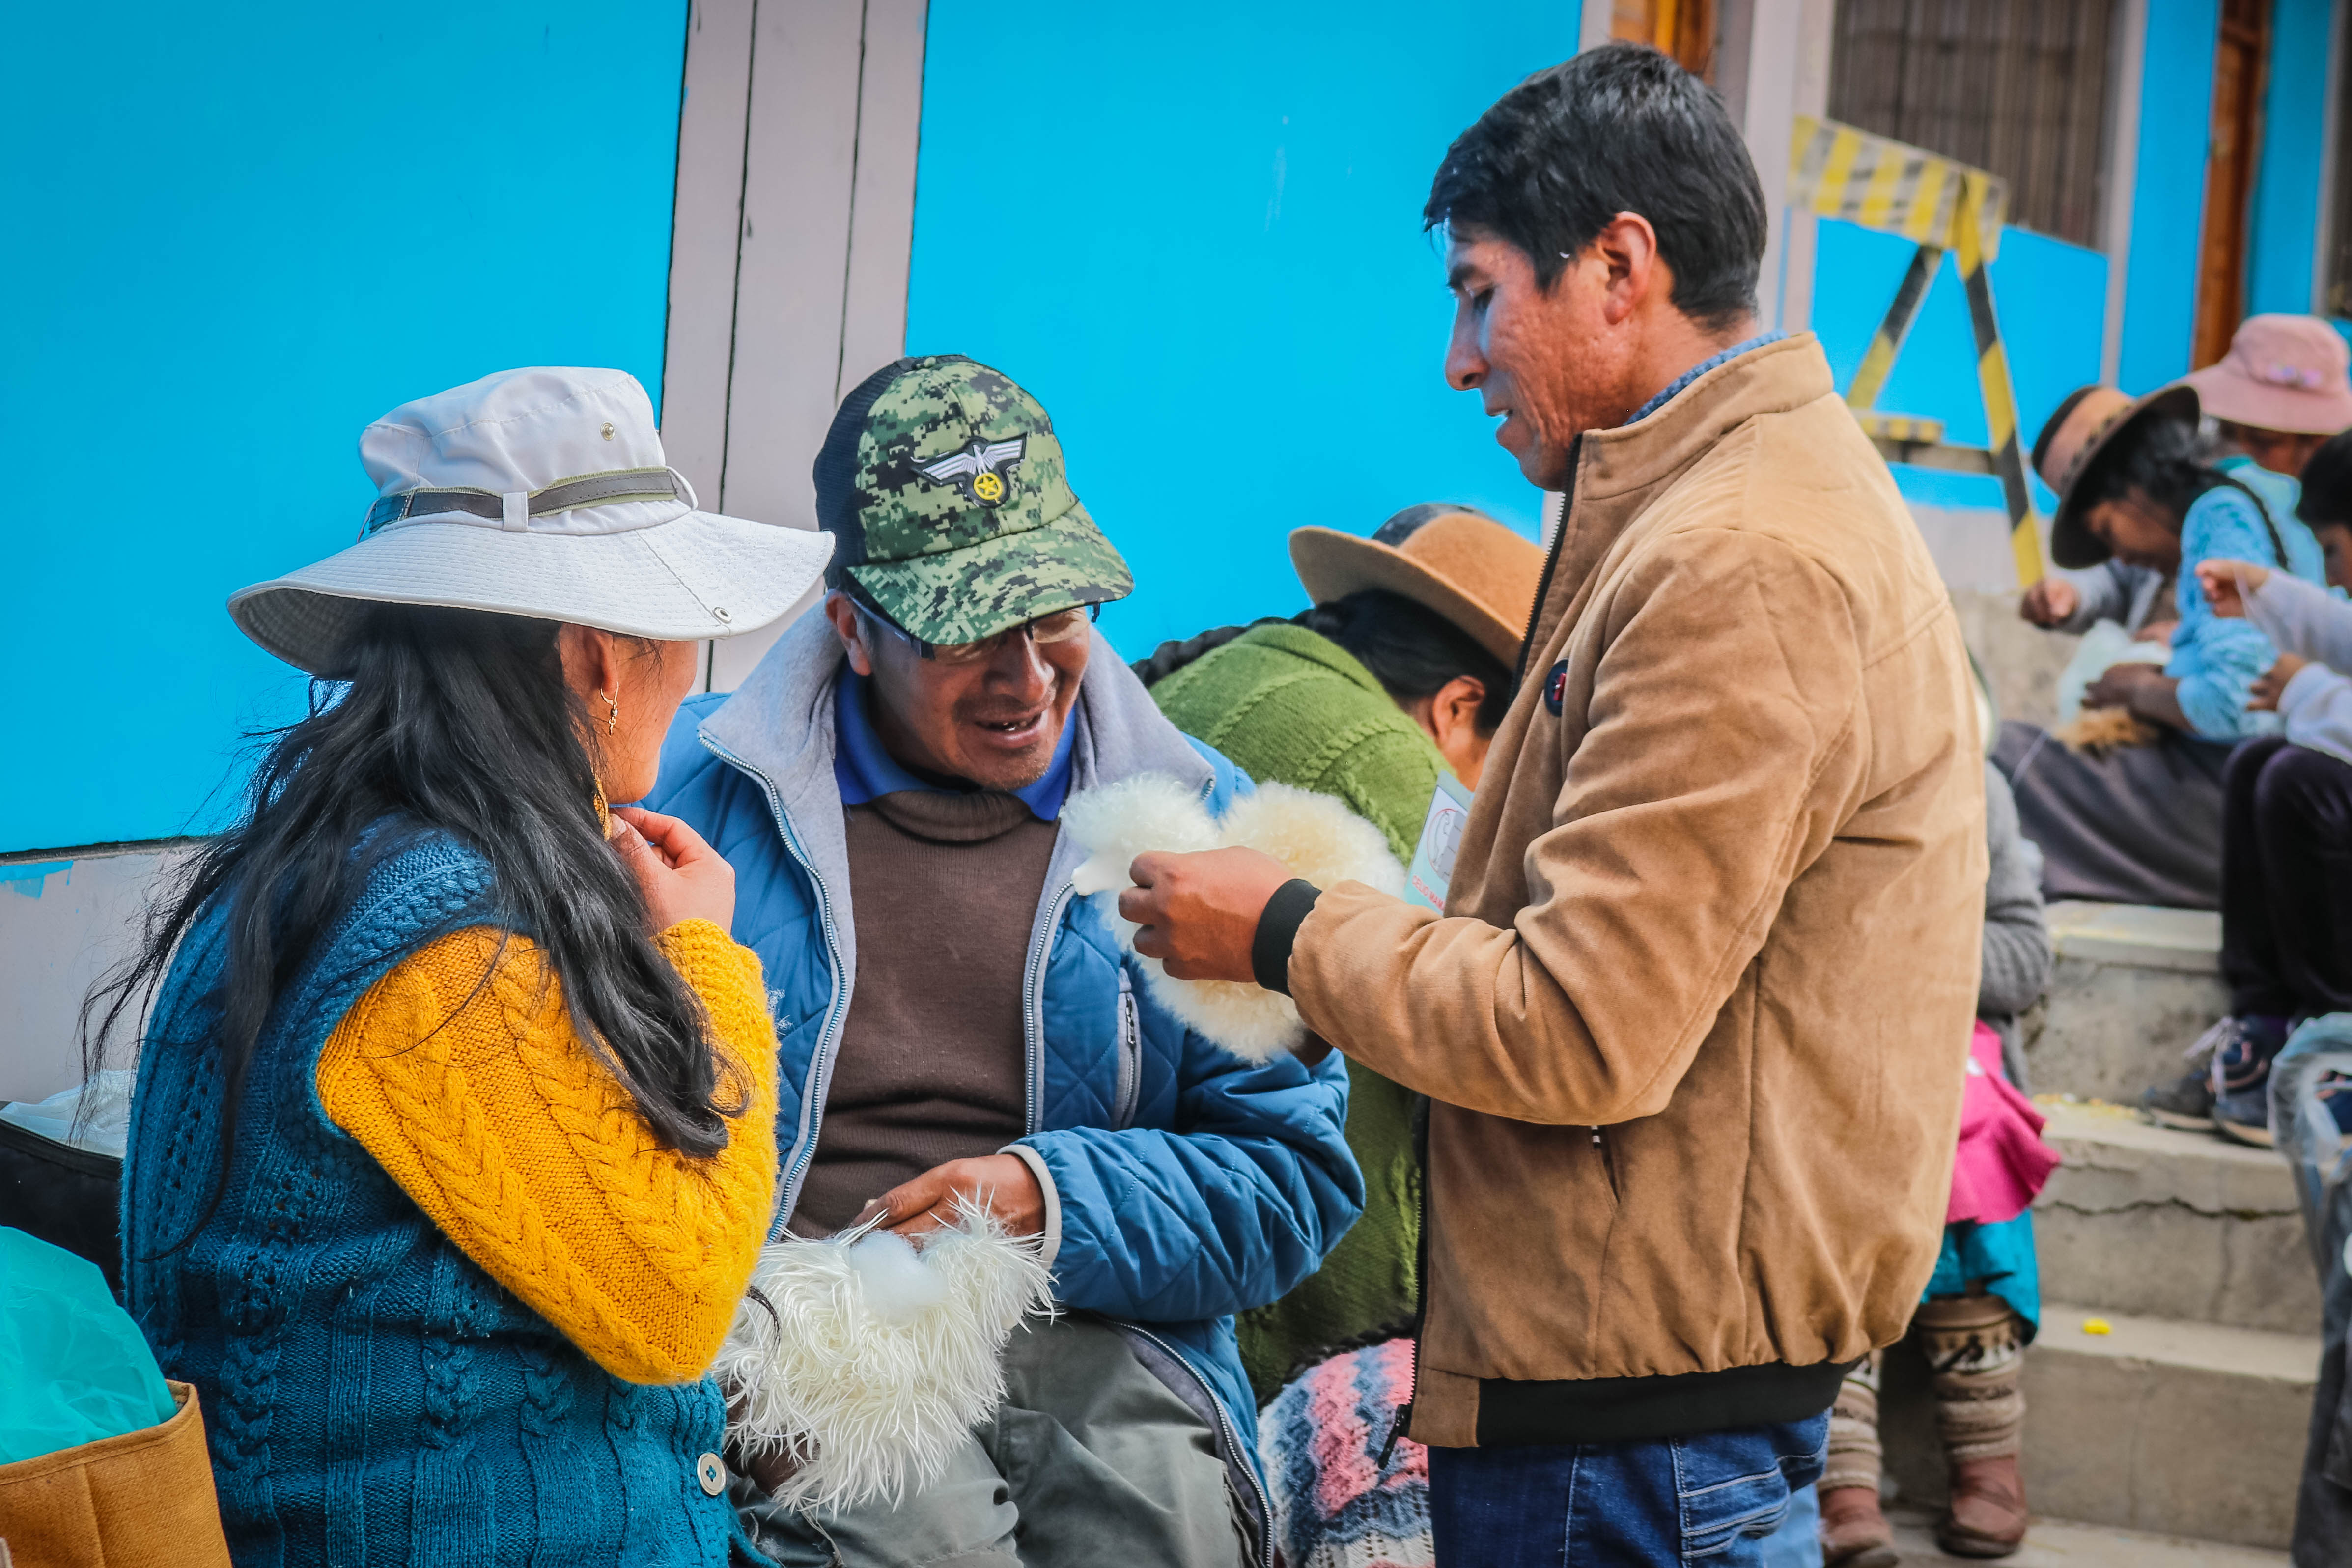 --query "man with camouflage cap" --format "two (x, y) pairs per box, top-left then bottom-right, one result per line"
(648, 355), (1361, 1566)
